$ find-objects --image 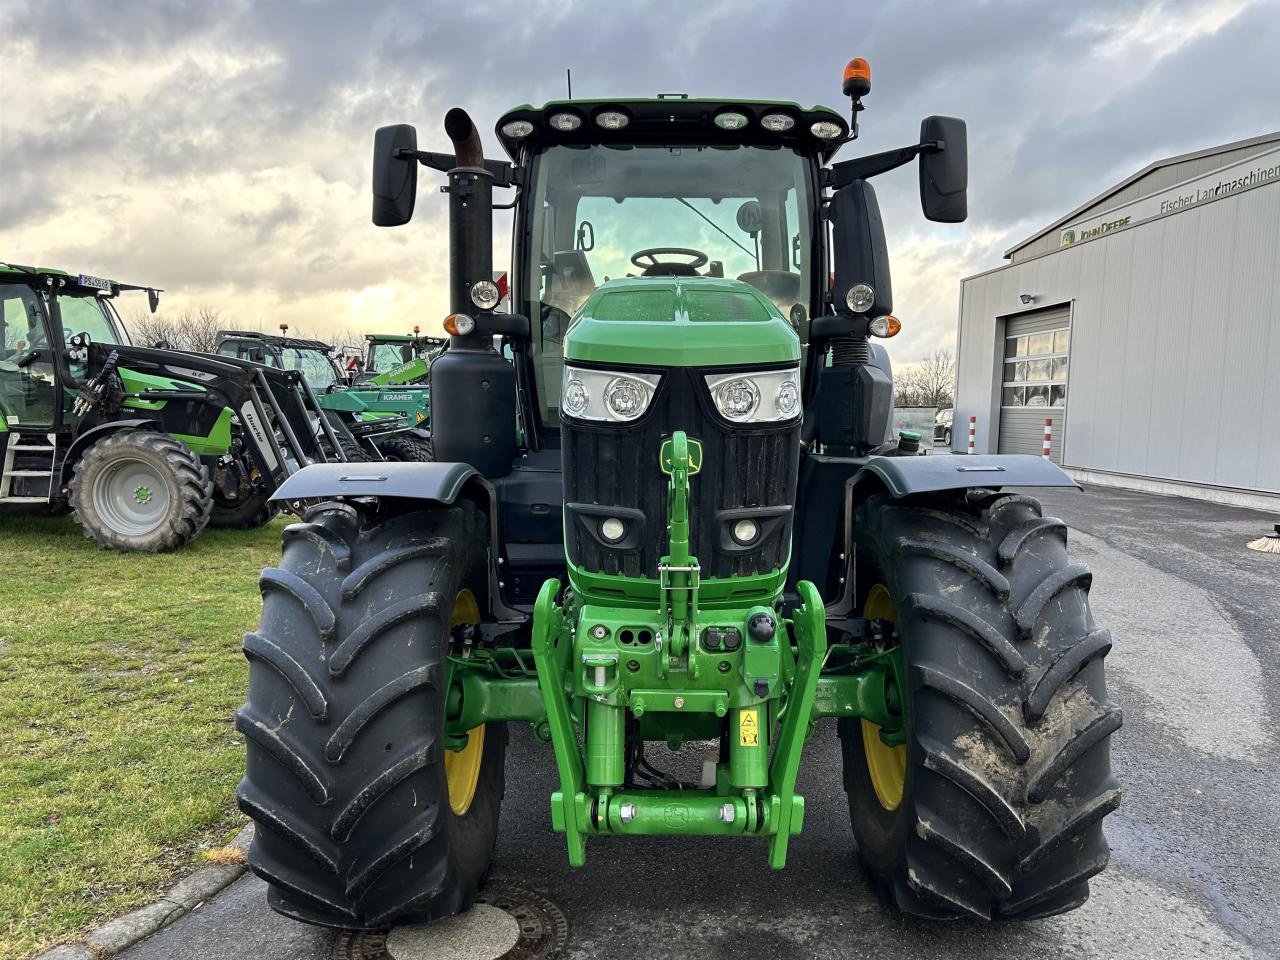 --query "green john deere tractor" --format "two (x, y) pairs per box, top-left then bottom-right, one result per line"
(0, 264), (356, 546)
(239, 60), (1120, 929)
(214, 328), (433, 462)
